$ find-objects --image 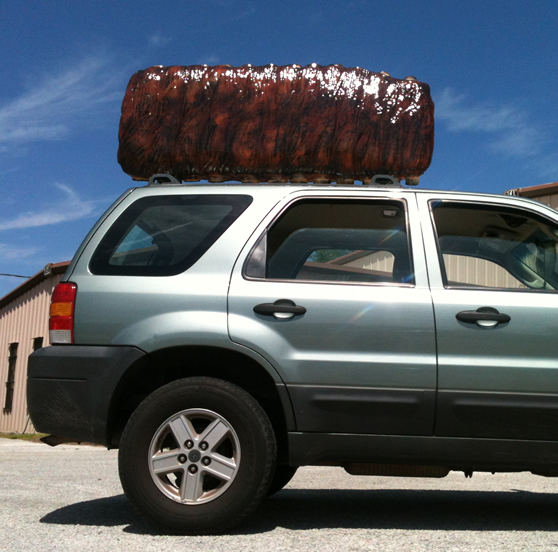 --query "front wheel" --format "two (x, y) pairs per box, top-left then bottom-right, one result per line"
(118, 377), (277, 534)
